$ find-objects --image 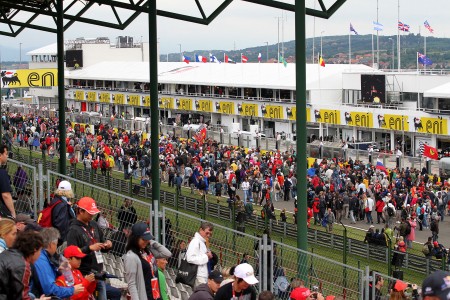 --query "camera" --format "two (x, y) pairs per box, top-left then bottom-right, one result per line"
(310, 292), (318, 299)
(92, 270), (118, 280)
